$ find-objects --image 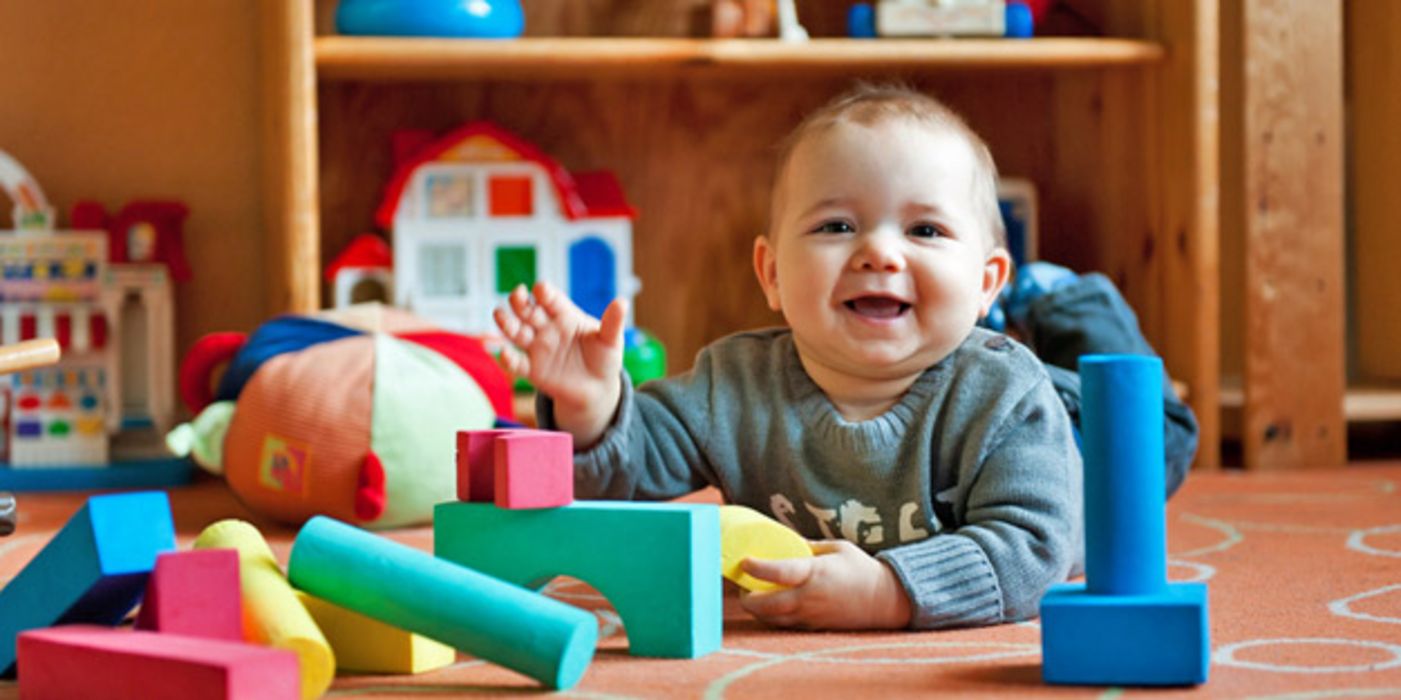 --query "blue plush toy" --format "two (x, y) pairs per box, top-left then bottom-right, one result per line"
(336, 0), (525, 38)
